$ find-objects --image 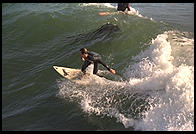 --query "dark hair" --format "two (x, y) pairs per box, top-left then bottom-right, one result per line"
(80, 48), (88, 54)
